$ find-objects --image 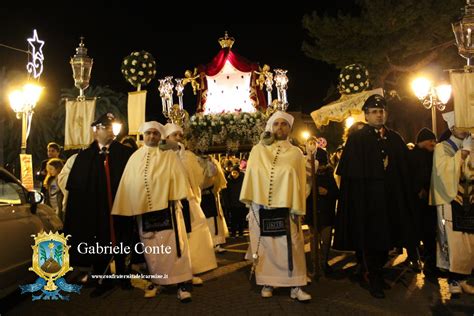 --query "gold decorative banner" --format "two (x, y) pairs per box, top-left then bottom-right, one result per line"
(310, 88), (383, 127)
(449, 72), (474, 132)
(127, 90), (147, 135)
(64, 99), (96, 149)
(20, 154), (34, 191)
